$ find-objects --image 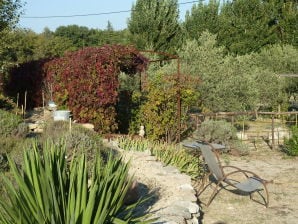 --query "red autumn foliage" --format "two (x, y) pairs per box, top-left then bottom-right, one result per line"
(44, 45), (148, 133)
